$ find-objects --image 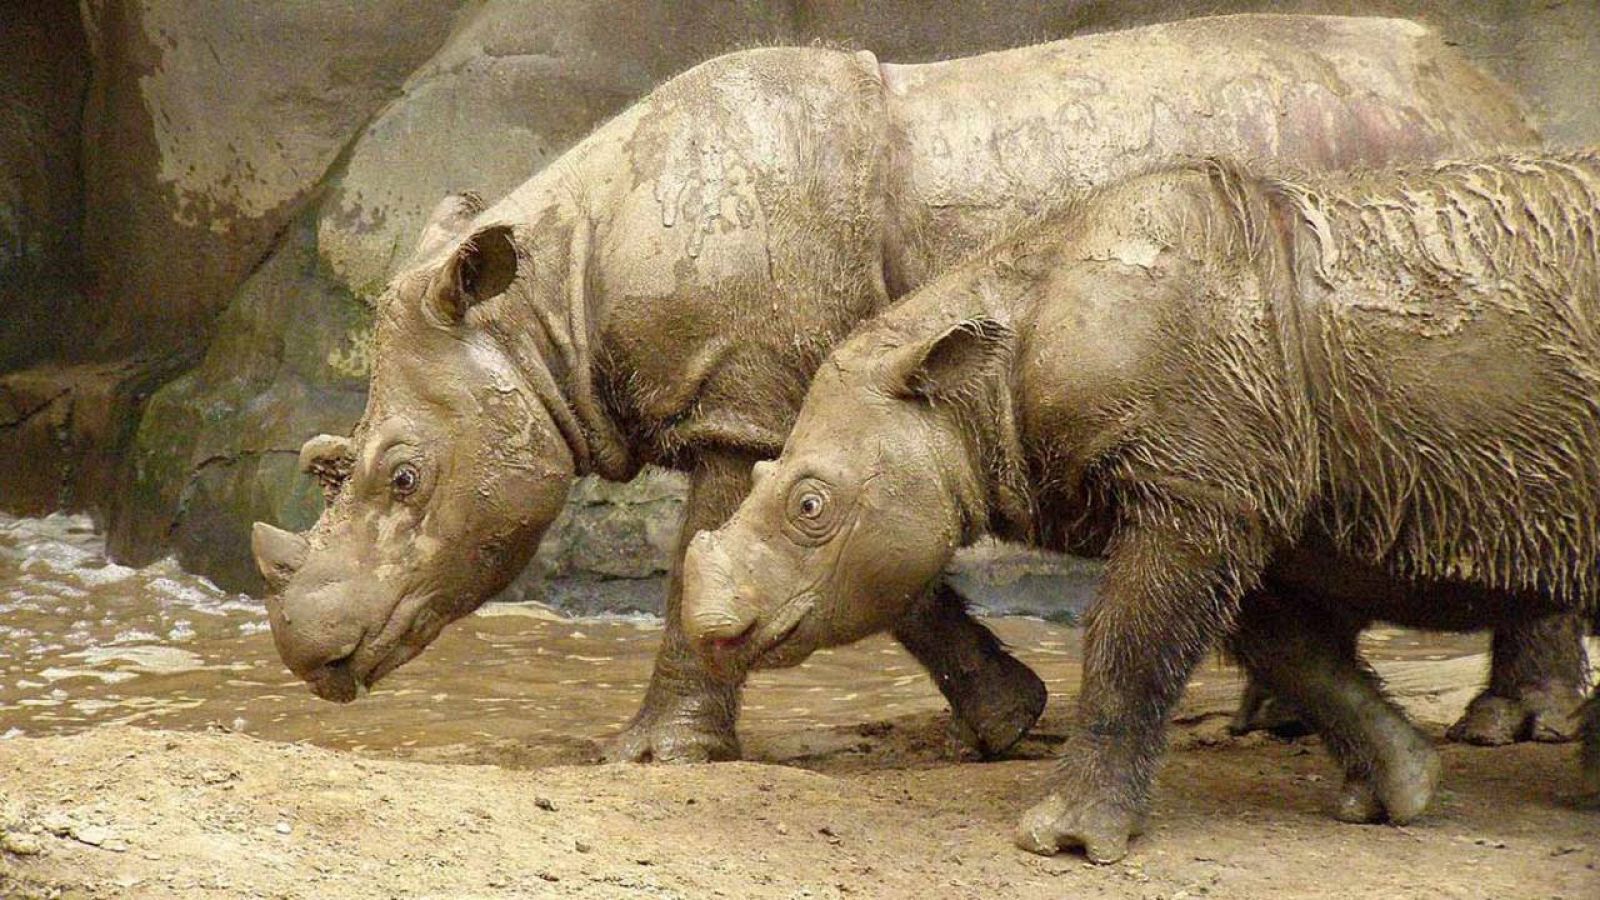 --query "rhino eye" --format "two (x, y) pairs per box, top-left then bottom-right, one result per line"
(798, 493), (824, 519)
(390, 463), (420, 498)
(784, 478), (839, 545)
